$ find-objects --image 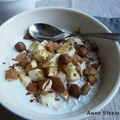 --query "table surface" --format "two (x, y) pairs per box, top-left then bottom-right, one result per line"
(36, 0), (120, 18)
(1, 0), (120, 120)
